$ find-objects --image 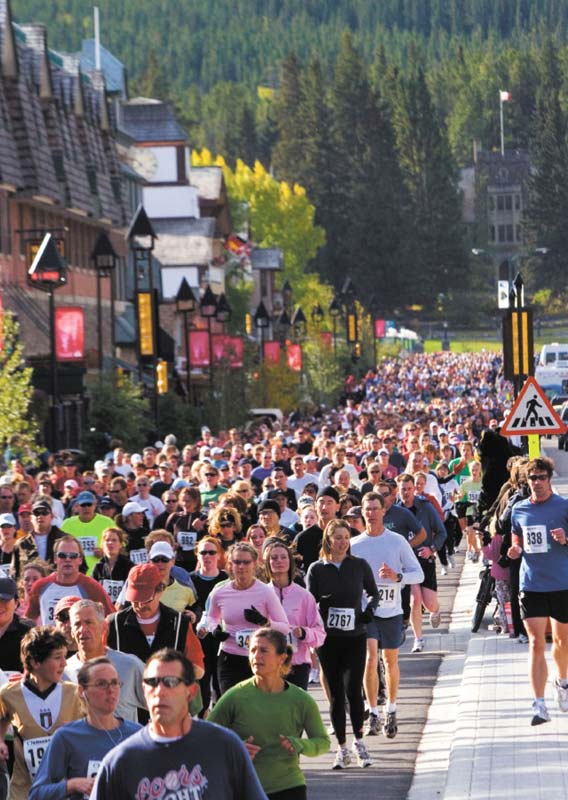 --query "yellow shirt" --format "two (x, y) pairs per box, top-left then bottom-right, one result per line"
(161, 579), (197, 613)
